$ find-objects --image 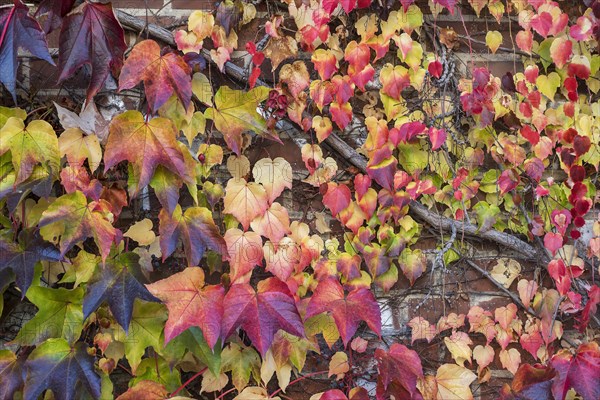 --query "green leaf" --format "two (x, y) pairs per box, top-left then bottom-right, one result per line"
(23, 339), (101, 400)
(0, 106), (26, 129)
(0, 117), (59, 185)
(14, 286), (84, 346)
(113, 300), (167, 374)
(472, 201), (501, 233)
(204, 86), (271, 155)
(129, 356), (181, 394)
(162, 327), (222, 376)
(221, 342), (261, 391)
(59, 249), (100, 288)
